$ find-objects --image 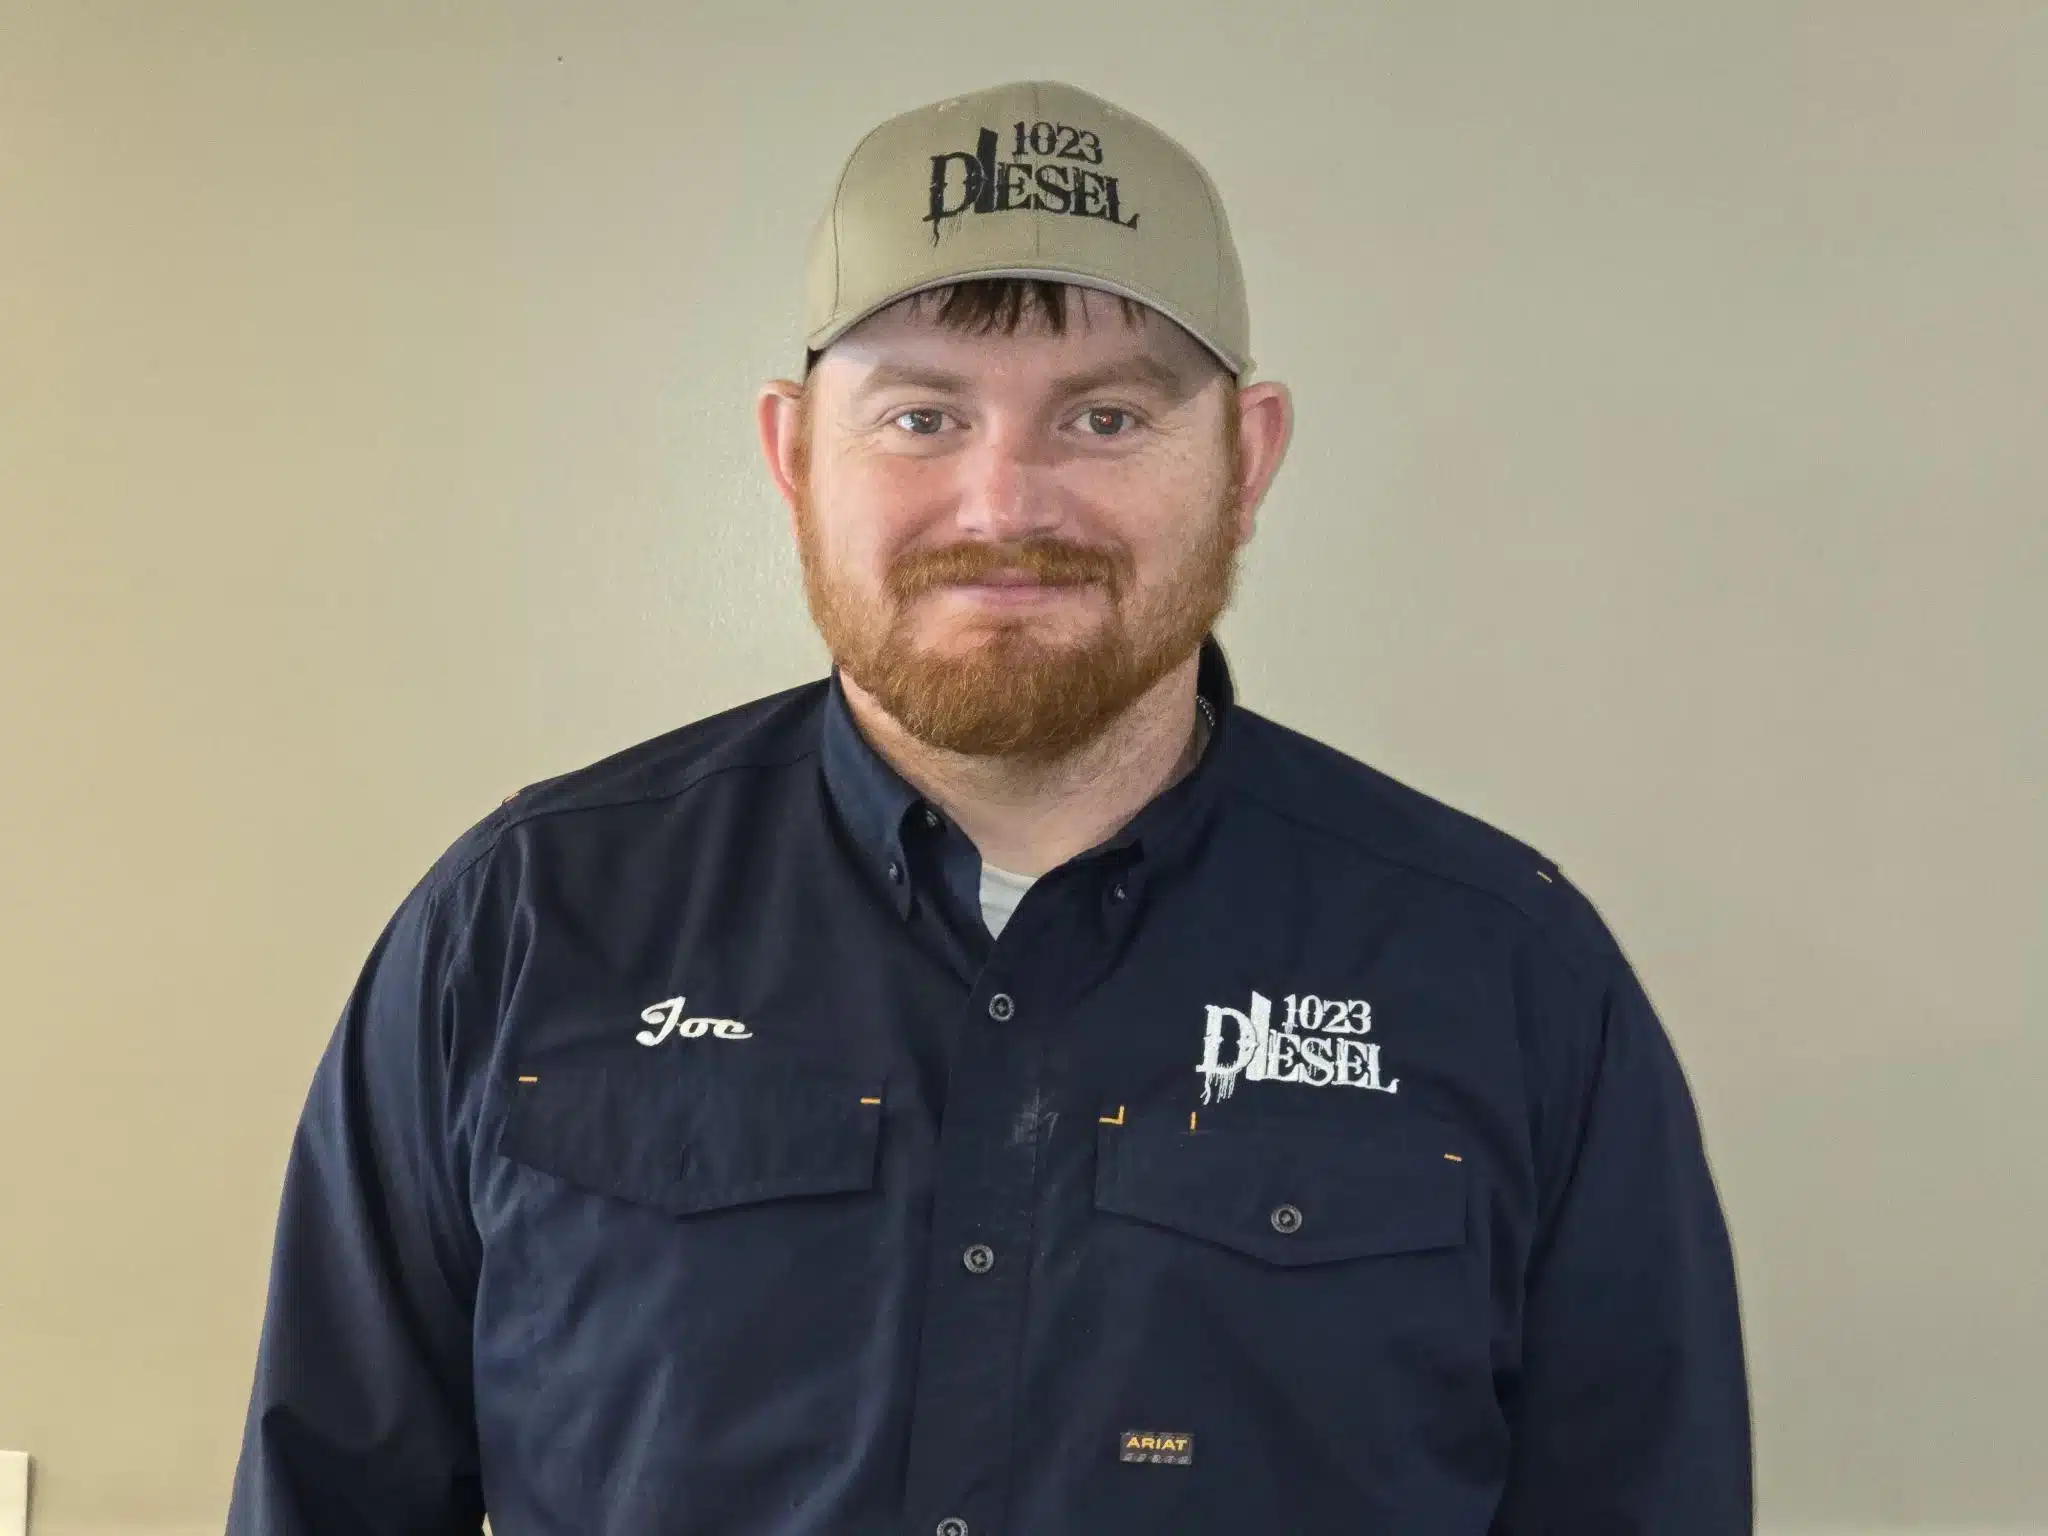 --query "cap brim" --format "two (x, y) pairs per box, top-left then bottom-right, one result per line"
(805, 265), (1250, 378)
